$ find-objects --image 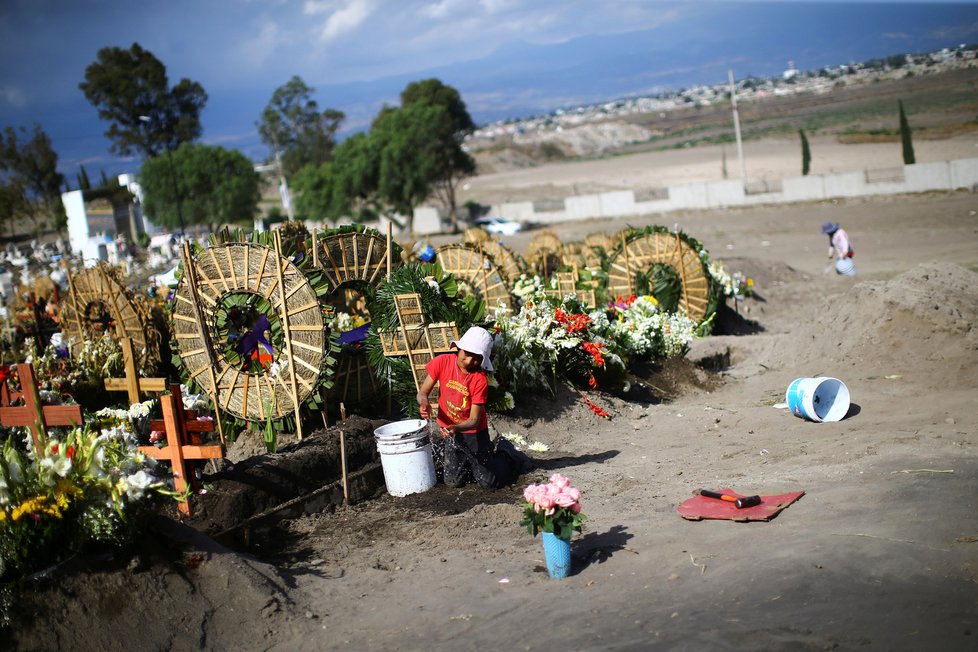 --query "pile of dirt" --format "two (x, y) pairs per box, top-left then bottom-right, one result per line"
(787, 262), (978, 383)
(2, 519), (301, 652)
